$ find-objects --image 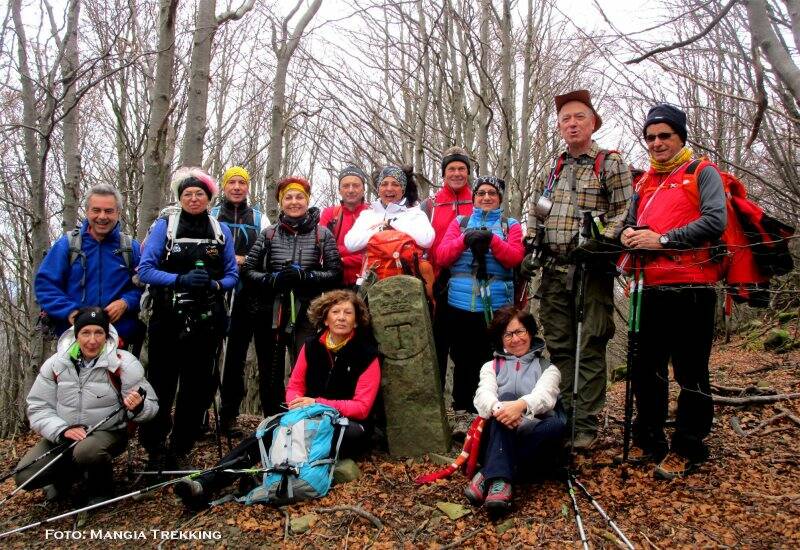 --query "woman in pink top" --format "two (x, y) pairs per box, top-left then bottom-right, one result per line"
(175, 290), (381, 508)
